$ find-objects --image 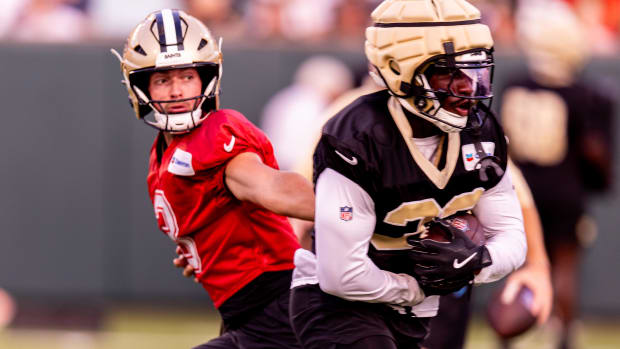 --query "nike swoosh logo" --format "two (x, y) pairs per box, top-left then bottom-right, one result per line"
(335, 150), (358, 166)
(453, 252), (477, 269)
(224, 135), (235, 152)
